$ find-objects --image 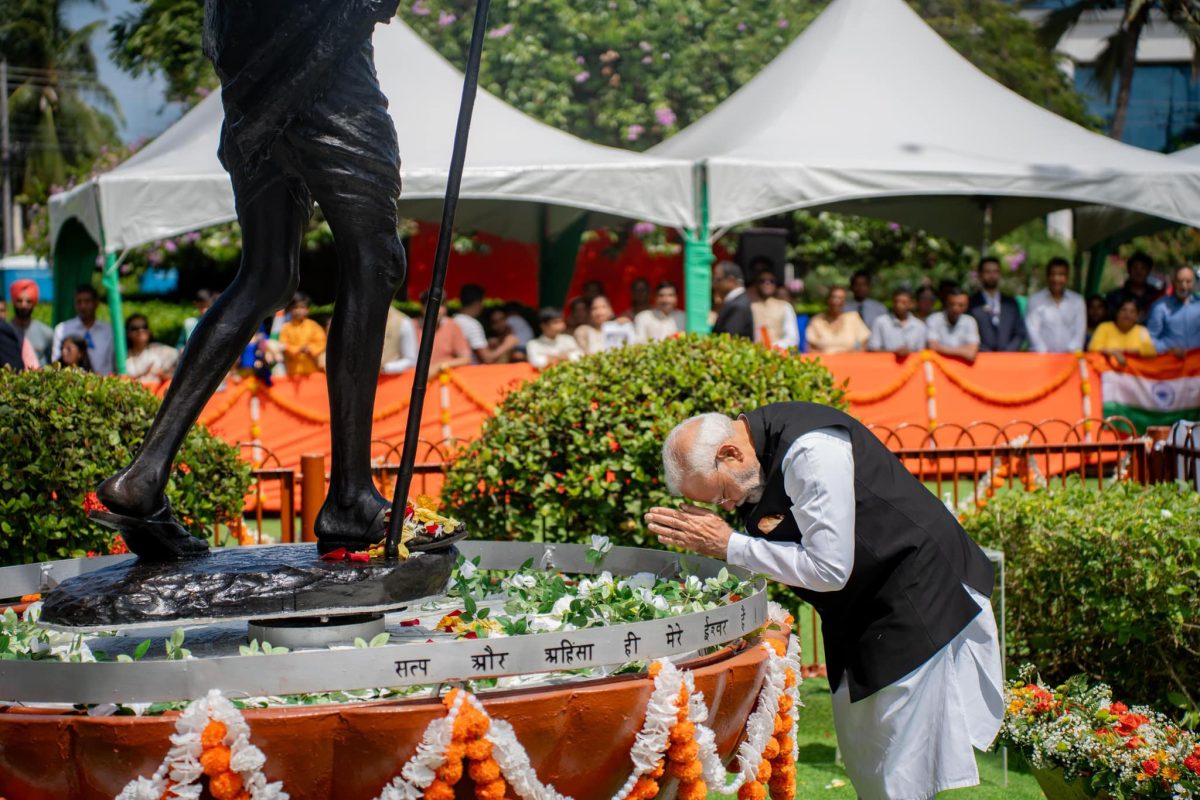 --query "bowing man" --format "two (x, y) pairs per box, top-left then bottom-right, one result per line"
(645, 402), (1003, 800)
